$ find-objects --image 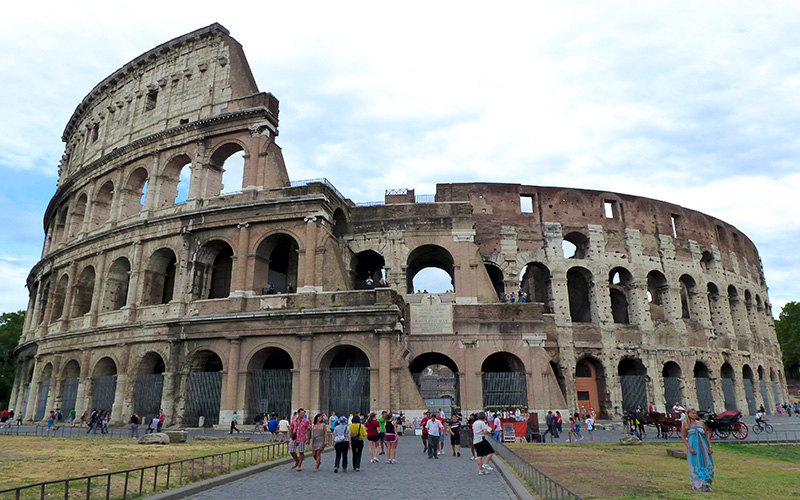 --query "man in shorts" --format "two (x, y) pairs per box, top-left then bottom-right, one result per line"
(472, 412), (495, 475)
(289, 408), (312, 471)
